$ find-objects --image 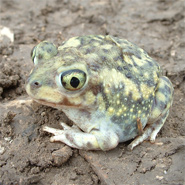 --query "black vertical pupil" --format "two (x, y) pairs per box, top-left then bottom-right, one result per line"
(70, 77), (80, 88)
